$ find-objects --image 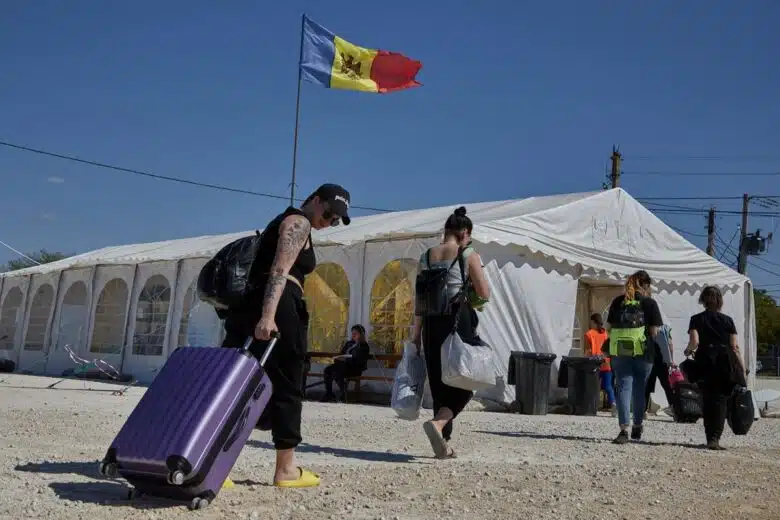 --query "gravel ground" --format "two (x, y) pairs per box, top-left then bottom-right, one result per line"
(1, 374), (779, 520)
